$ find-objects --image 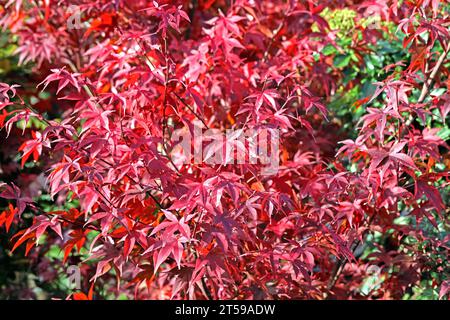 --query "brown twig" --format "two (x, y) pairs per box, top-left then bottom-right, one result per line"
(418, 41), (450, 103)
